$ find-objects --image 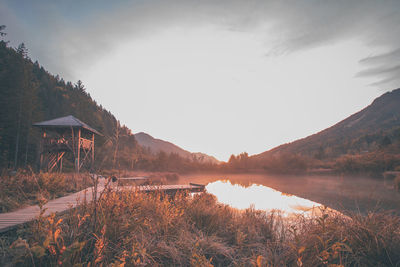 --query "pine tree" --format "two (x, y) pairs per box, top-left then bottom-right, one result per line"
(0, 25), (6, 37)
